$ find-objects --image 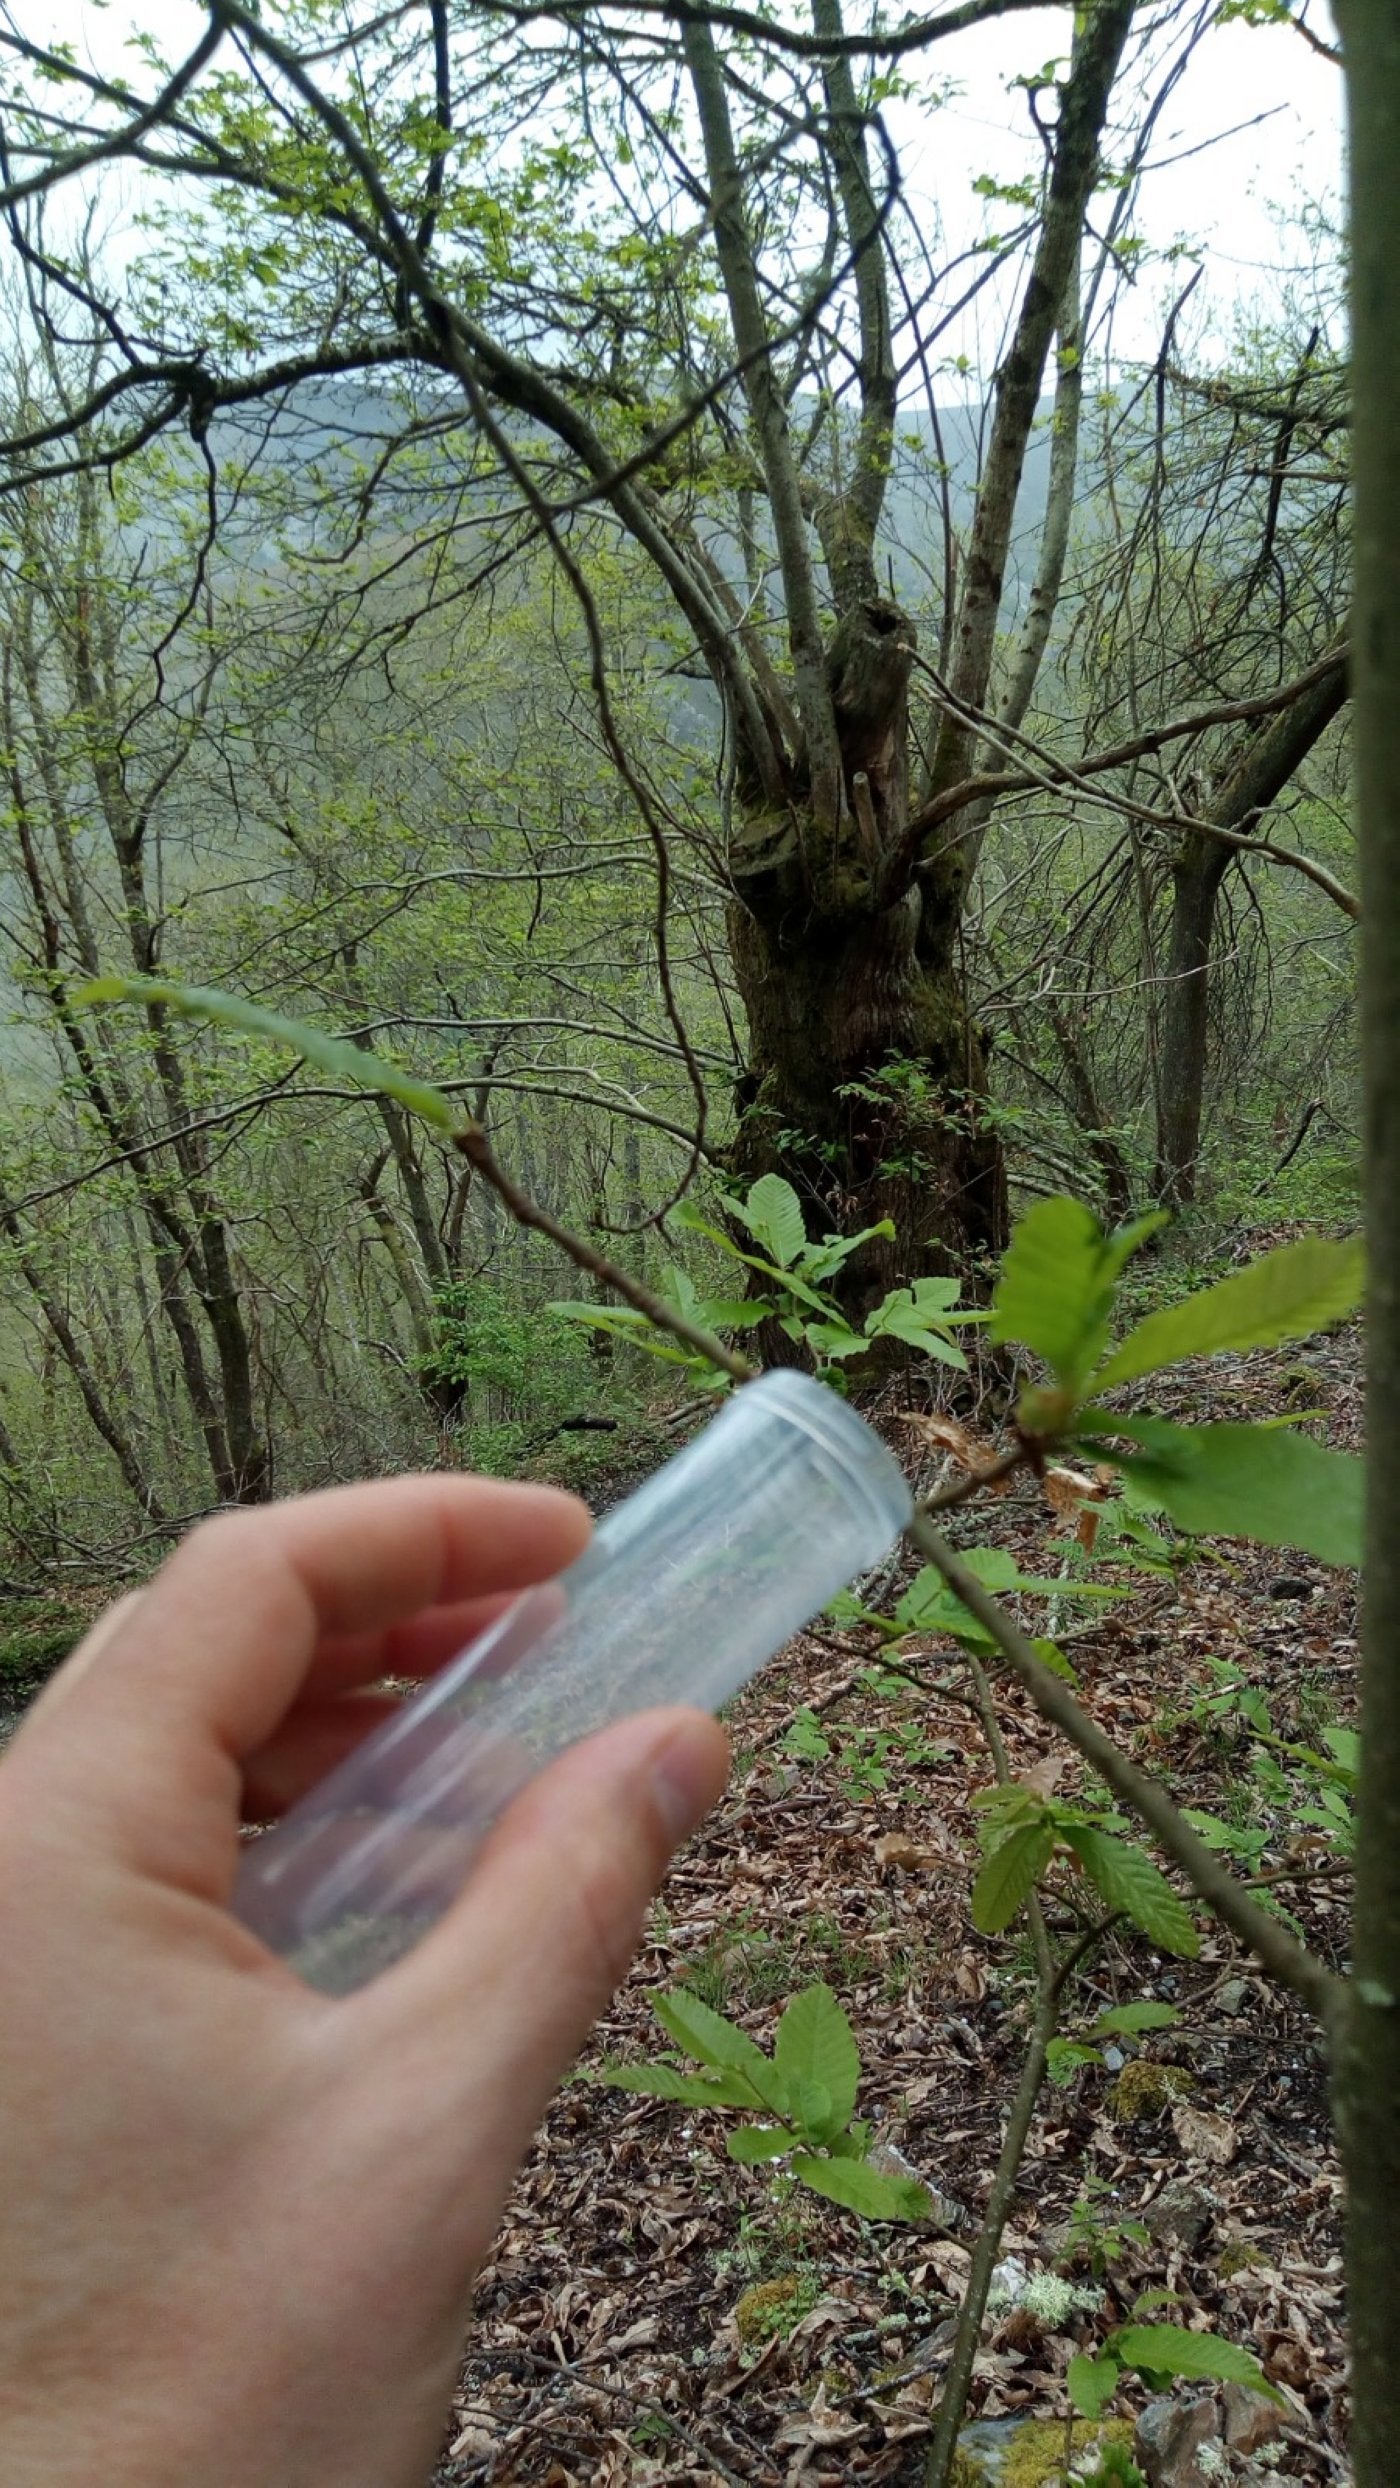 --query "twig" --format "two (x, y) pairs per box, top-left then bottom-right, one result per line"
(453, 1125), (755, 1385)
(905, 1512), (1345, 2028)
(918, 1442), (1031, 1515)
